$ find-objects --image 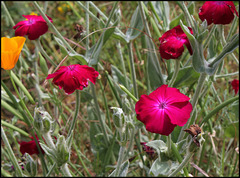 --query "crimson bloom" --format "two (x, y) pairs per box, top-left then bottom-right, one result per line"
(19, 135), (44, 155)
(199, 1), (239, 25)
(159, 25), (193, 60)
(46, 64), (99, 95)
(231, 79), (239, 95)
(13, 14), (52, 40)
(135, 85), (193, 136)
